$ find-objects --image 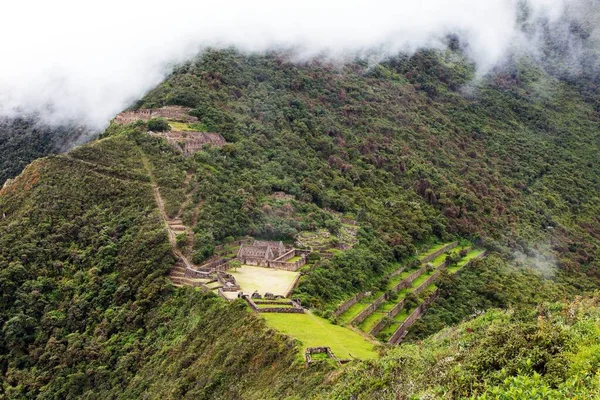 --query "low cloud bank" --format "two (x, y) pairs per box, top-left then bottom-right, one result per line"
(0, 0), (596, 129)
